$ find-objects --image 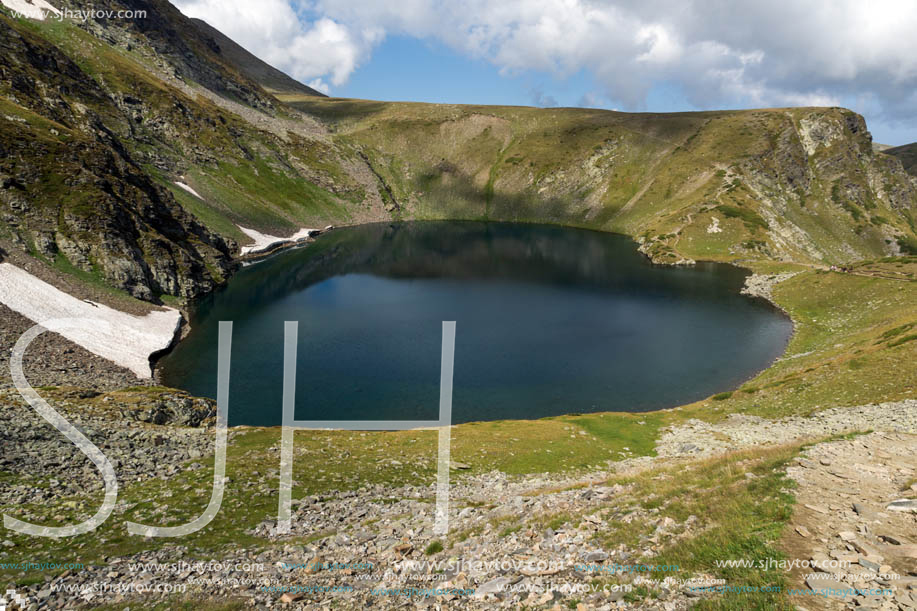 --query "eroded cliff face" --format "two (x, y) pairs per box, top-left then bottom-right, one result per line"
(0, 130), (236, 301)
(726, 110), (917, 263)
